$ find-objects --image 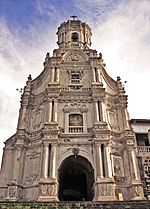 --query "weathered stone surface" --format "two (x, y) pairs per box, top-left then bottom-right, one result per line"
(0, 18), (146, 202)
